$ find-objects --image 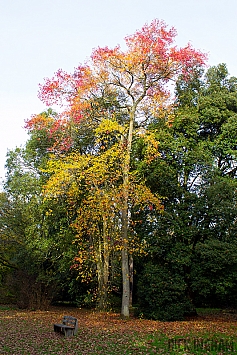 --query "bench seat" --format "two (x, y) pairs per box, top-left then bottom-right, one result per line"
(54, 315), (78, 337)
